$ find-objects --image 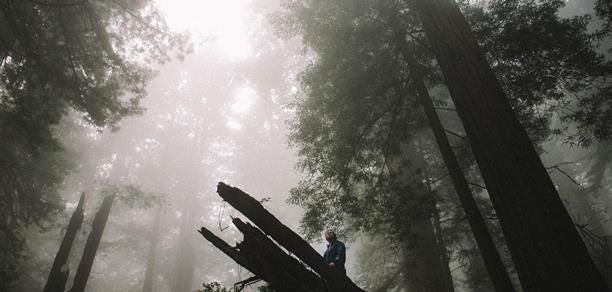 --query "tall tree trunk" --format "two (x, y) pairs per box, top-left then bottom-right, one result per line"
(172, 200), (195, 292)
(402, 217), (454, 292)
(412, 0), (606, 290)
(43, 192), (86, 292)
(142, 207), (162, 292)
(432, 209), (455, 292)
(398, 44), (515, 292)
(69, 193), (116, 292)
(387, 137), (454, 292)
